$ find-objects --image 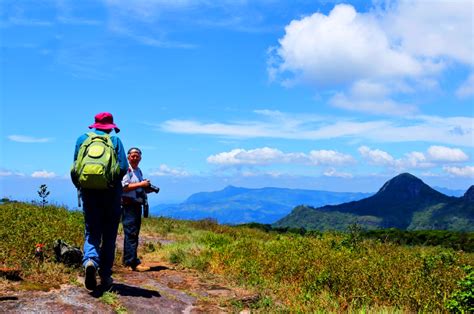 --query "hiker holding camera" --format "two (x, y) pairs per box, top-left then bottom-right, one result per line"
(121, 147), (158, 271)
